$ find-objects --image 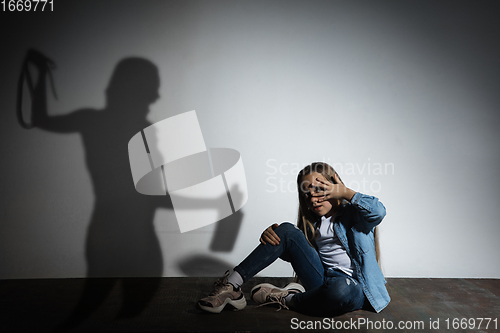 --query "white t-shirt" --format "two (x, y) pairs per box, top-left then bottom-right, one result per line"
(314, 215), (355, 277)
